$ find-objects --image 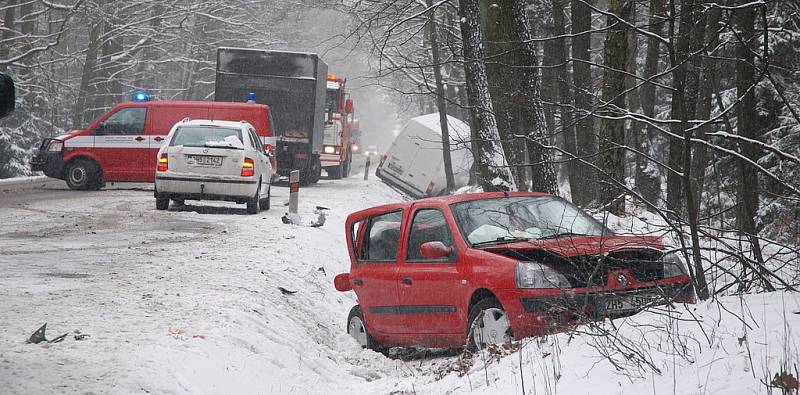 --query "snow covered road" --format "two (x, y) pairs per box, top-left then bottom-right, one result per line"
(0, 175), (421, 394)
(1, 175), (799, 395)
